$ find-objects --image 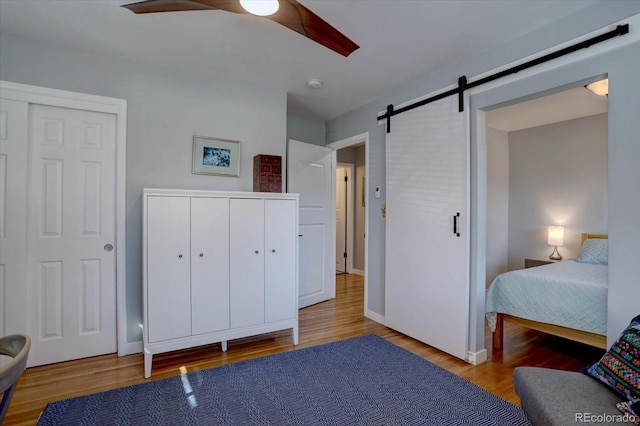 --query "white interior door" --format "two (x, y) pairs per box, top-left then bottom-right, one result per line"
(336, 166), (347, 273)
(26, 104), (117, 366)
(287, 140), (334, 308)
(385, 95), (469, 360)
